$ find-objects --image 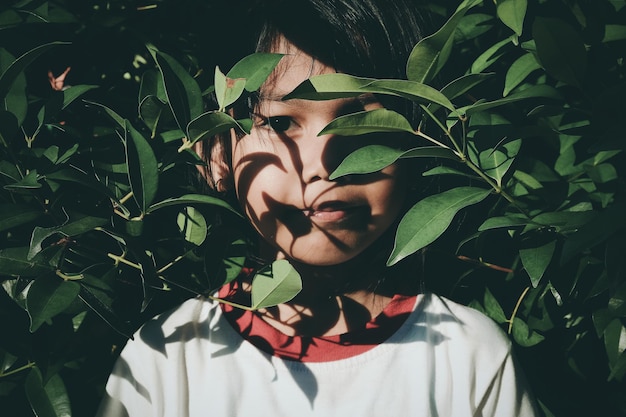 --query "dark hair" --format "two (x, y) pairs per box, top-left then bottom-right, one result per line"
(205, 0), (431, 183)
(196, 0), (433, 294)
